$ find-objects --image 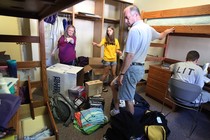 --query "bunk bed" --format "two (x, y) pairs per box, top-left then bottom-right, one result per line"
(0, 0), (83, 139)
(142, 4), (210, 63)
(142, 4), (210, 108)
